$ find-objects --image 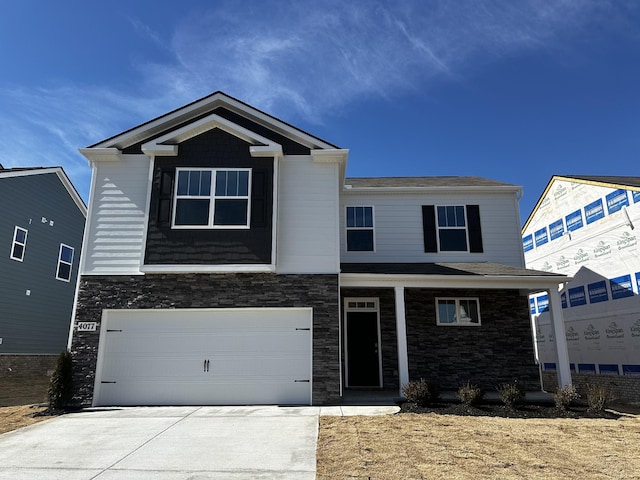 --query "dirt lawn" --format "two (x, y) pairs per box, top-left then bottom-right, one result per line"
(0, 376), (51, 434)
(317, 413), (640, 479)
